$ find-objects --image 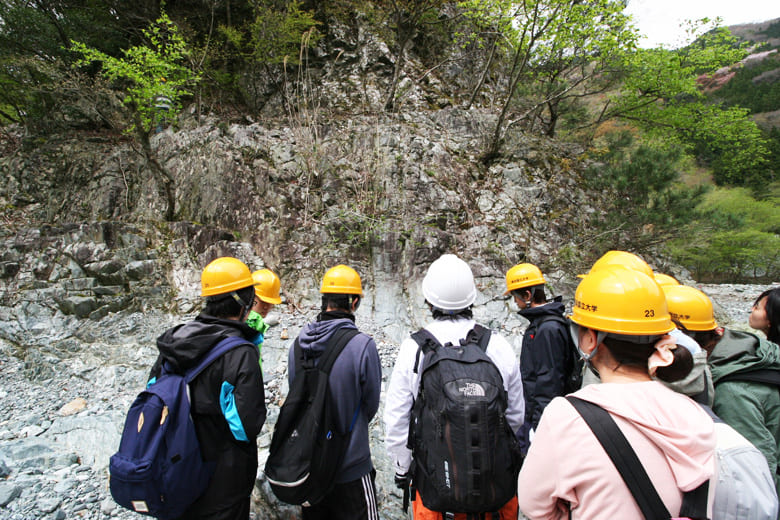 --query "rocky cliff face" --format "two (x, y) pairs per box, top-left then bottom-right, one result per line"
(0, 106), (593, 519)
(1, 106), (589, 331)
(0, 109), (775, 519)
